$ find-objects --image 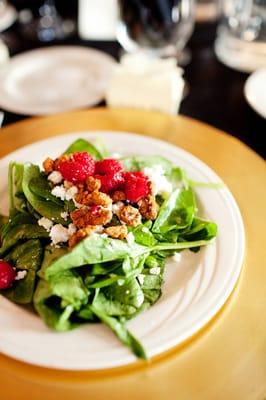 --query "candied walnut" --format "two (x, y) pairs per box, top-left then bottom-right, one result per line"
(104, 225), (128, 240)
(118, 205), (141, 227)
(147, 180), (155, 196)
(43, 158), (55, 174)
(54, 154), (69, 170)
(68, 226), (97, 248)
(138, 195), (159, 220)
(71, 206), (112, 228)
(111, 190), (126, 202)
(75, 190), (112, 207)
(86, 176), (101, 192)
